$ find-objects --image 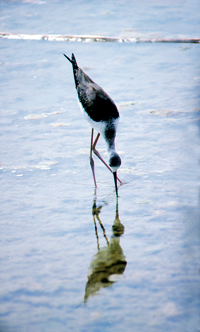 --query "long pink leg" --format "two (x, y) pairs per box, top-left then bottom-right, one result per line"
(92, 133), (100, 150)
(92, 133), (123, 185)
(90, 129), (97, 187)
